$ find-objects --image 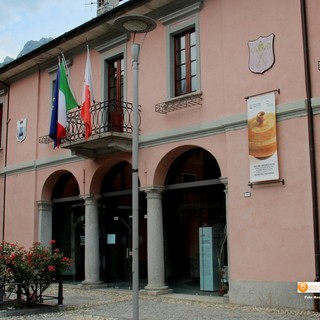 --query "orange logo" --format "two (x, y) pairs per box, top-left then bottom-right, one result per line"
(297, 282), (308, 293)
